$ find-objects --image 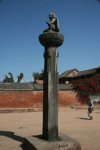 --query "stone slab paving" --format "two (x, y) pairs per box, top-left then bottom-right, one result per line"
(0, 107), (100, 150)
